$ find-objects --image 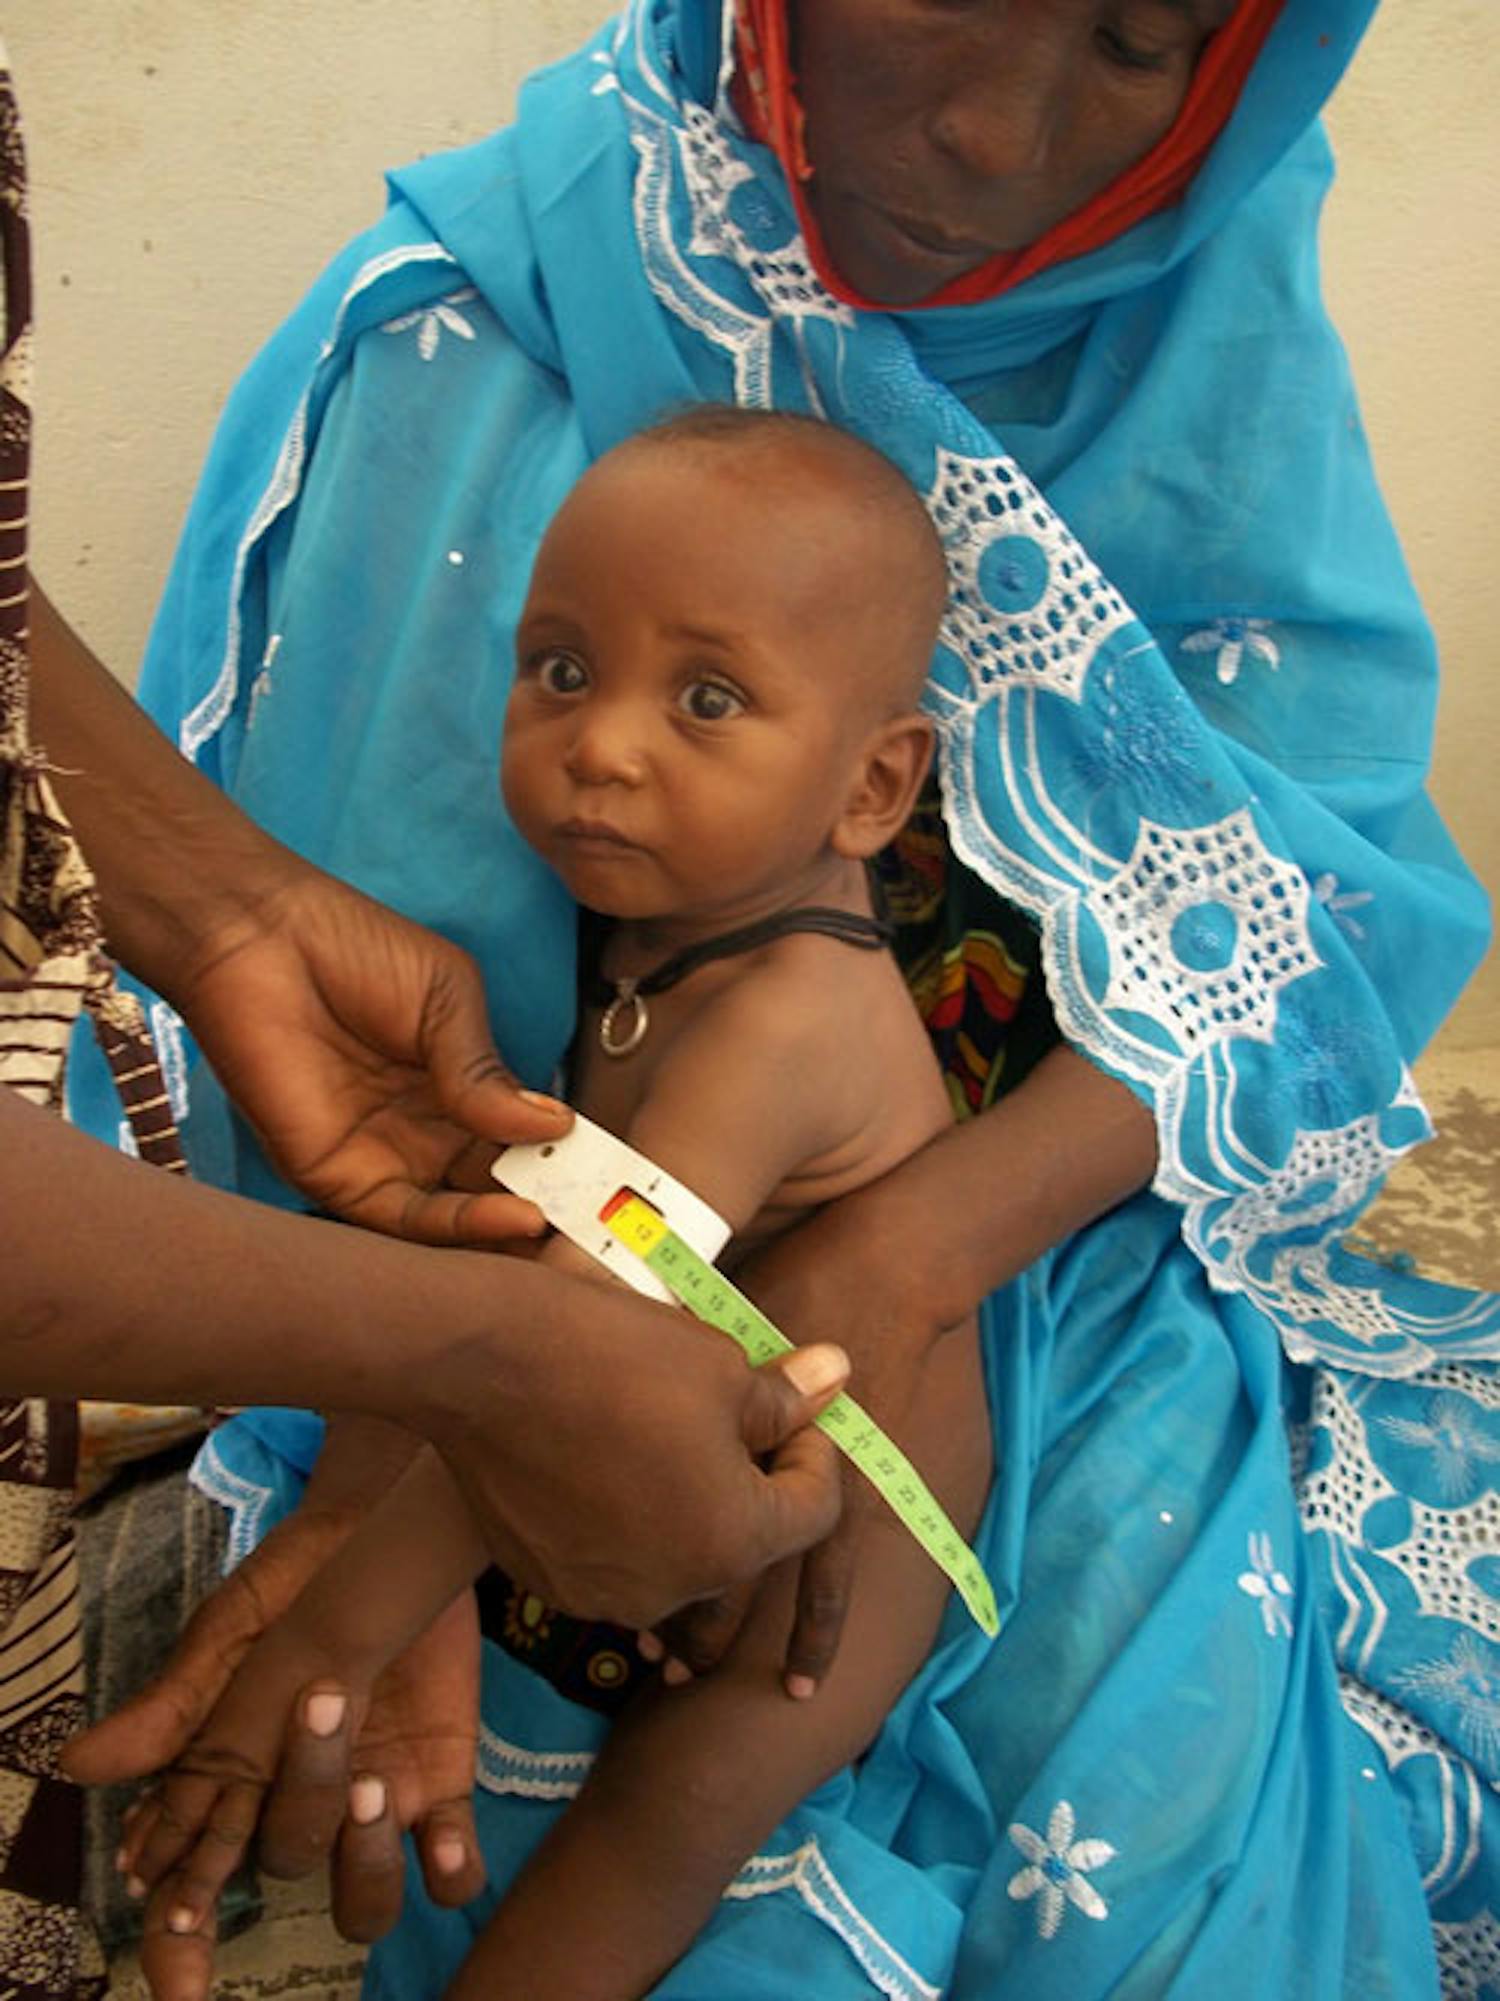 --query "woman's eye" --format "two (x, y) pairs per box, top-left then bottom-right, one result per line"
(533, 650), (590, 696)
(1096, 23), (1172, 72)
(679, 679), (746, 723)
